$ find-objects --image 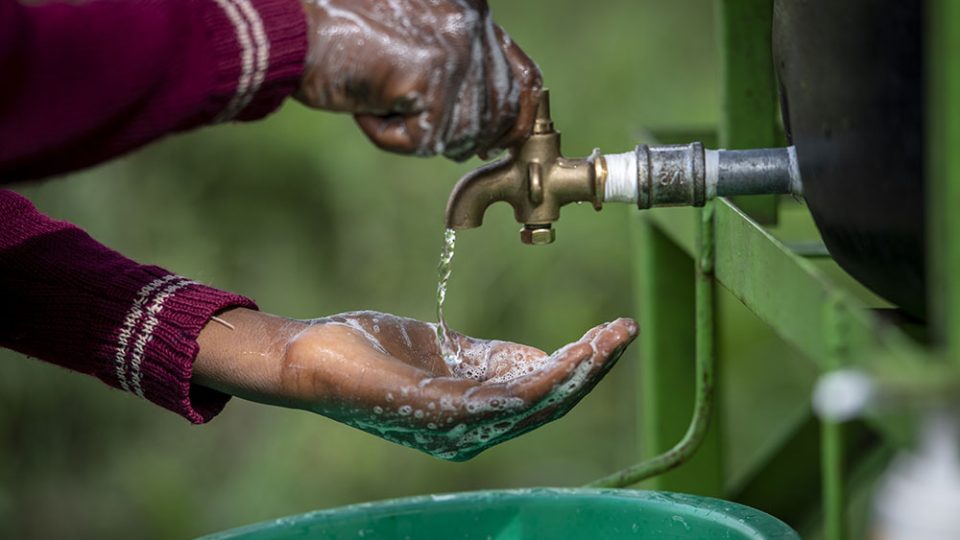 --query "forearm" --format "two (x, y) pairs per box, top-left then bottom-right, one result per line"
(0, 0), (307, 181)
